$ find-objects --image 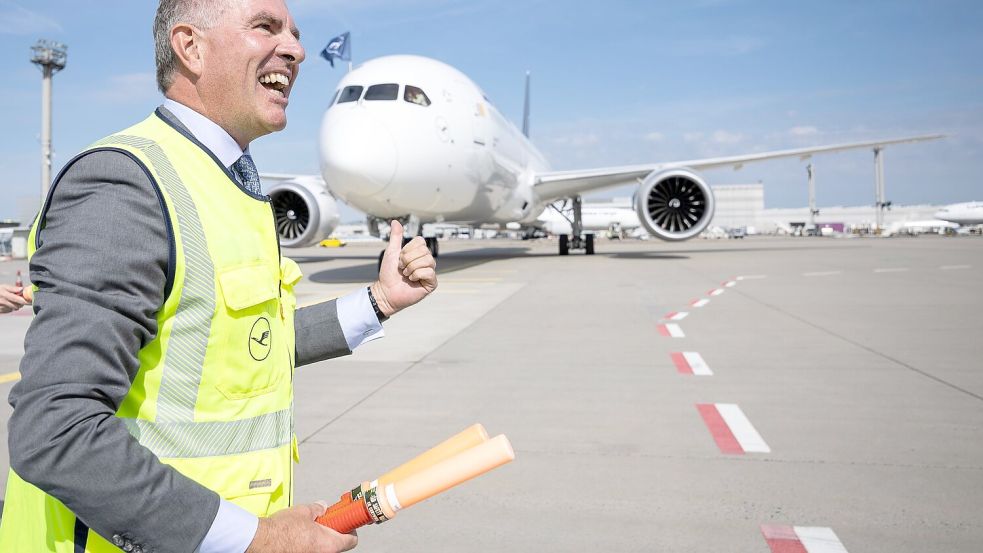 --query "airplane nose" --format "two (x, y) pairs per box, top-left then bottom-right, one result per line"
(319, 108), (398, 198)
